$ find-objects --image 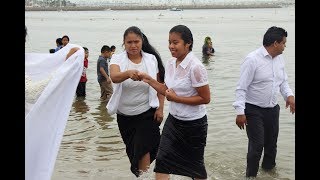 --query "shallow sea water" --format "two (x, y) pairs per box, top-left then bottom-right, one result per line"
(25, 6), (295, 180)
